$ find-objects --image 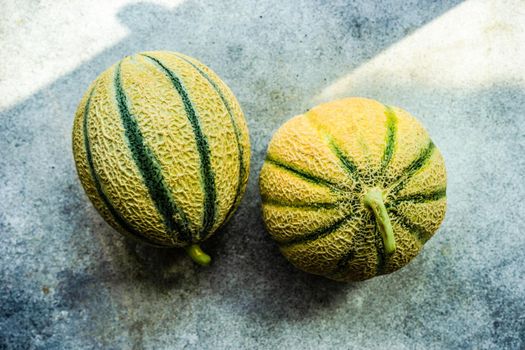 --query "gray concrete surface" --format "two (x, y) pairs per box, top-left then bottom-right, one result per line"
(1, 0), (524, 349)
